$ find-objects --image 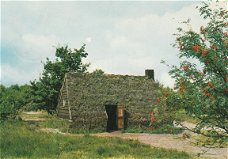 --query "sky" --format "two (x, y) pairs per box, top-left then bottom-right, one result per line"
(1, 1), (227, 87)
